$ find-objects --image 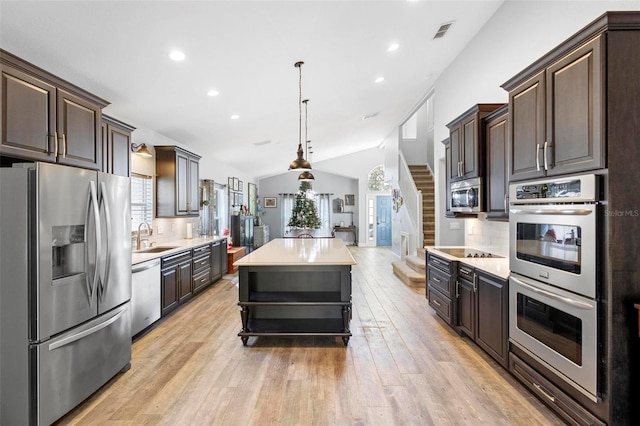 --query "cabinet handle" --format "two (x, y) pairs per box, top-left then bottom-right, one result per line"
(62, 133), (67, 158)
(535, 143), (541, 171)
(432, 299), (442, 307)
(54, 131), (59, 157)
(533, 383), (556, 403)
(432, 276), (442, 283)
(459, 267), (471, 275)
(473, 273), (477, 292)
(543, 141), (549, 171)
(458, 161), (462, 177)
(455, 281), (460, 299)
(504, 194), (508, 214)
